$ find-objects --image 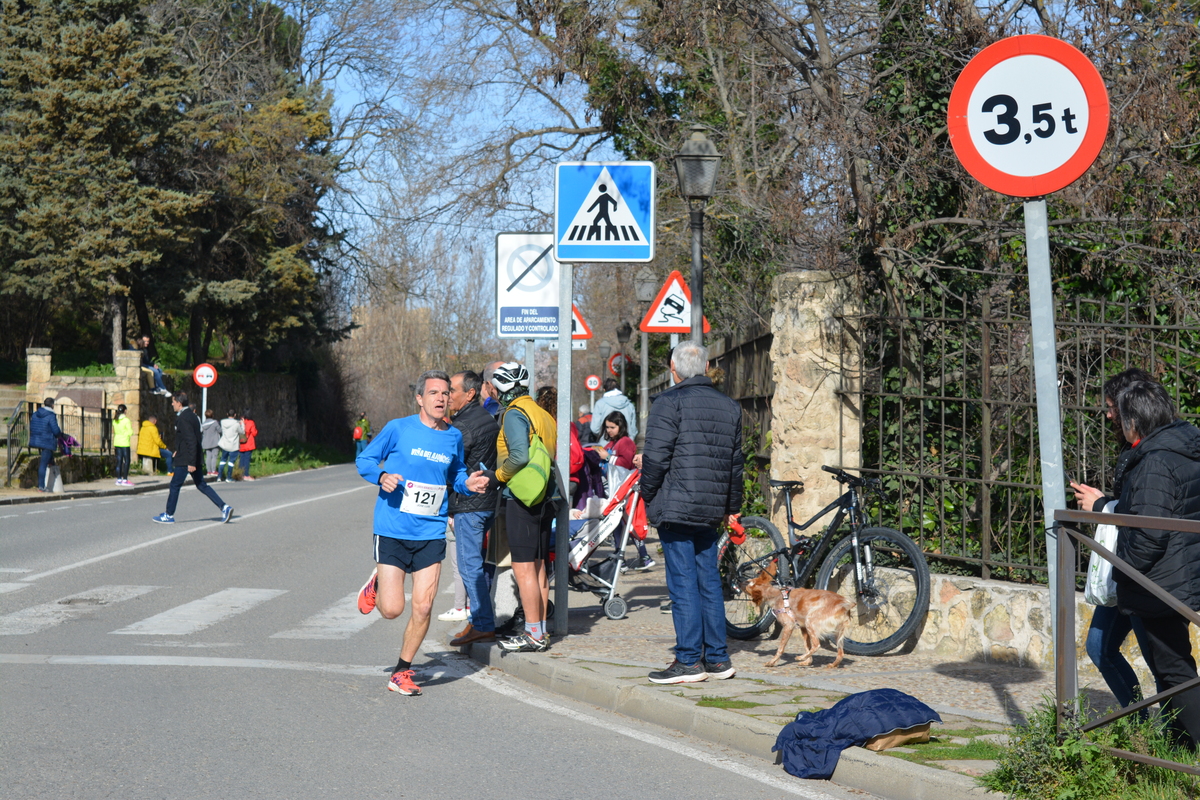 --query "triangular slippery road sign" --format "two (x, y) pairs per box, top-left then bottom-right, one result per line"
(571, 304), (593, 339)
(639, 270), (710, 333)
